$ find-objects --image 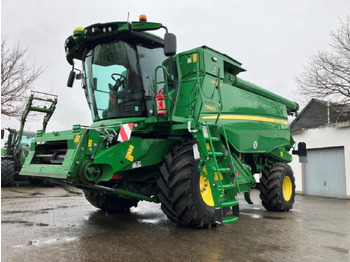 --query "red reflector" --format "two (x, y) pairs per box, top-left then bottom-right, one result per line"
(112, 173), (122, 179)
